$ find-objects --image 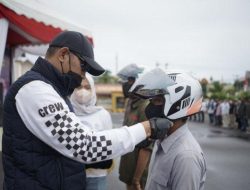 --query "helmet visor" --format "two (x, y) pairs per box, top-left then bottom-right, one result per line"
(130, 68), (176, 98)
